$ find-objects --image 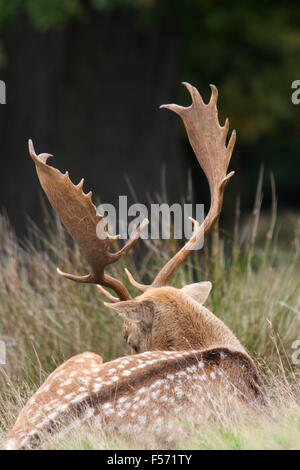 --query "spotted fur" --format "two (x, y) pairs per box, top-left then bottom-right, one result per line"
(6, 348), (265, 449)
